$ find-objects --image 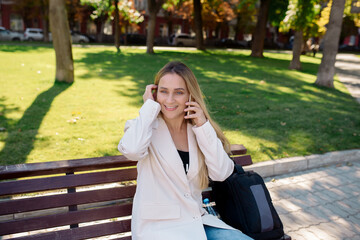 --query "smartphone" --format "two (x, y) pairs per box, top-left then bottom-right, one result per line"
(187, 94), (192, 116)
